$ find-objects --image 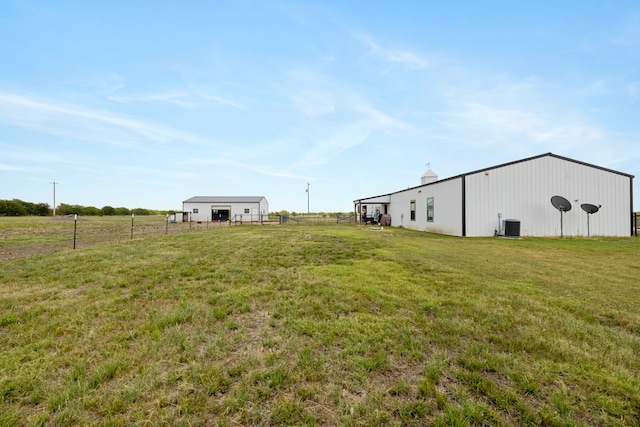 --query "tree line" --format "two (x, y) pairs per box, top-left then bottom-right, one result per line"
(0, 199), (50, 216)
(0, 199), (167, 216)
